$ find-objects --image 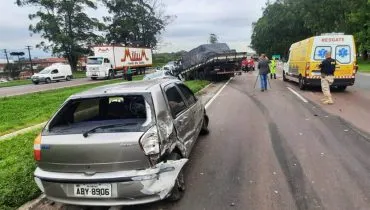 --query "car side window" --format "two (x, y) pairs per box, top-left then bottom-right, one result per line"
(51, 69), (58, 74)
(177, 84), (196, 106)
(165, 86), (187, 118)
